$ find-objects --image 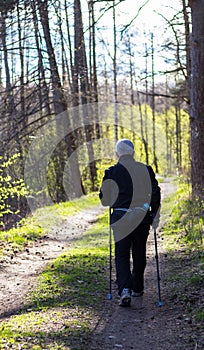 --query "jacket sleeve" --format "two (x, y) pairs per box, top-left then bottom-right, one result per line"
(99, 168), (111, 206)
(147, 165), (161, 215)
